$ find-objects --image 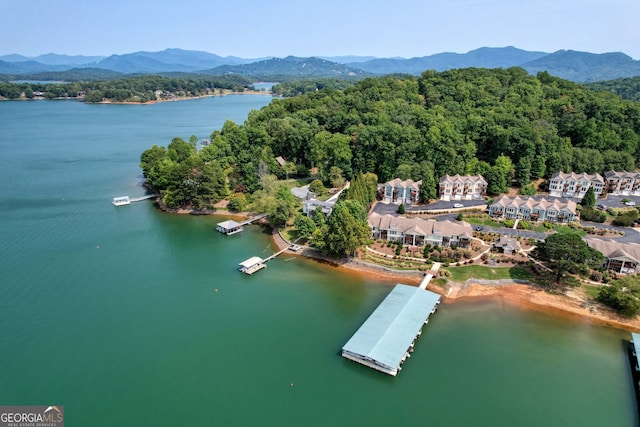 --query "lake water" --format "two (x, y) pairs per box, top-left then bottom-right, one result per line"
(0, 96), (637, 426)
